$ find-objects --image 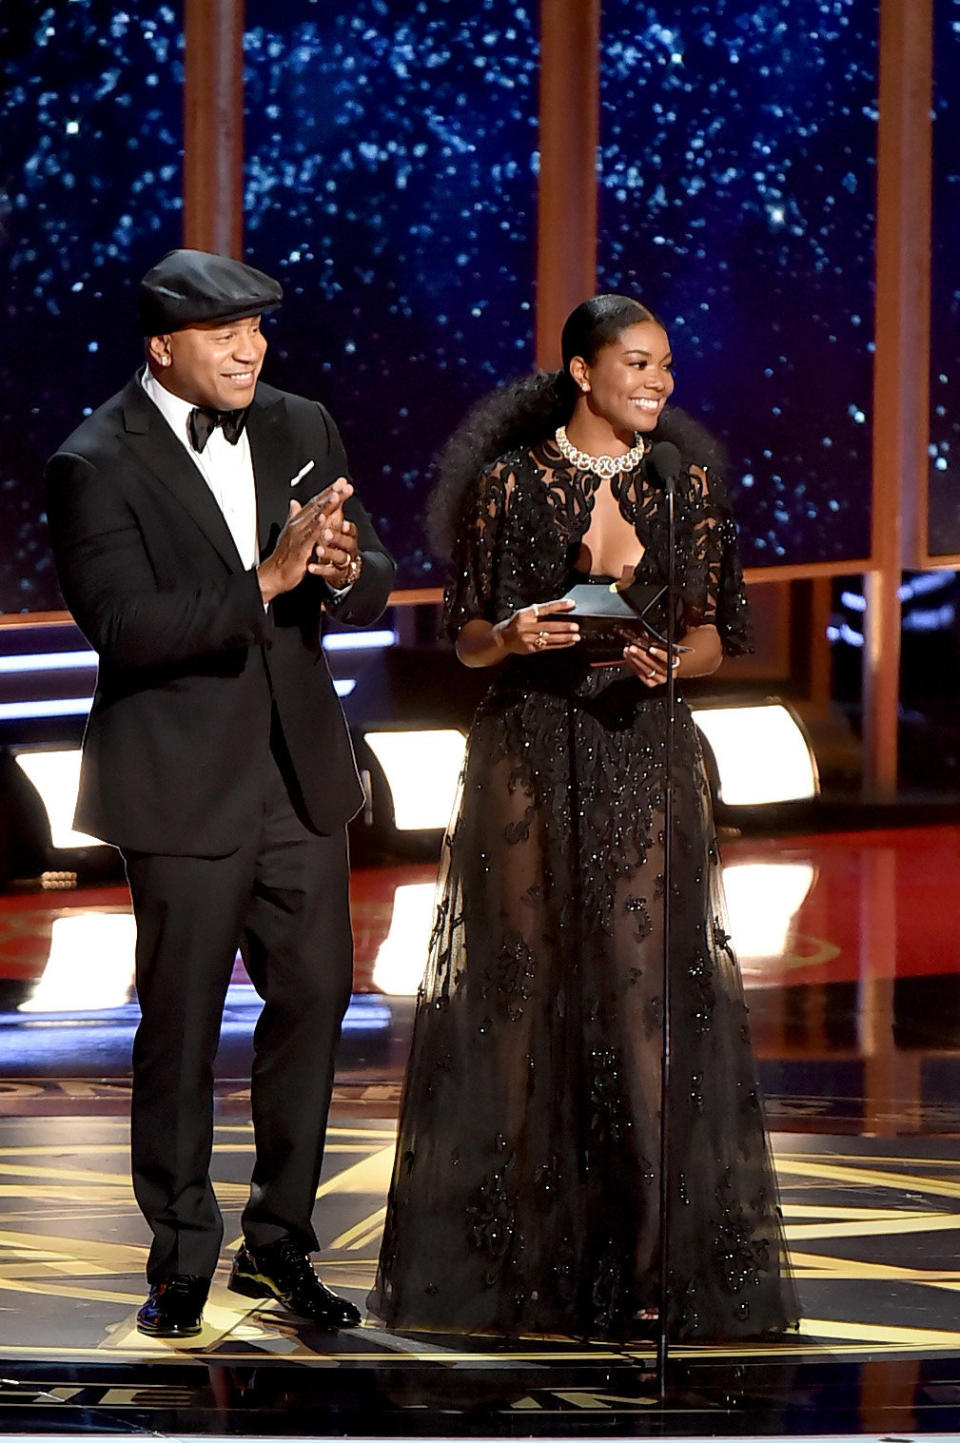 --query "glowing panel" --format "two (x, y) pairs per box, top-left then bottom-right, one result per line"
(372, 881), (436, 996)
(691, 703), (818, 805)
(364, 729), (466, 832)
(721, 861), (816, 961)
(14, 749), (105, 849)
(19, 912), (136, 1013)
